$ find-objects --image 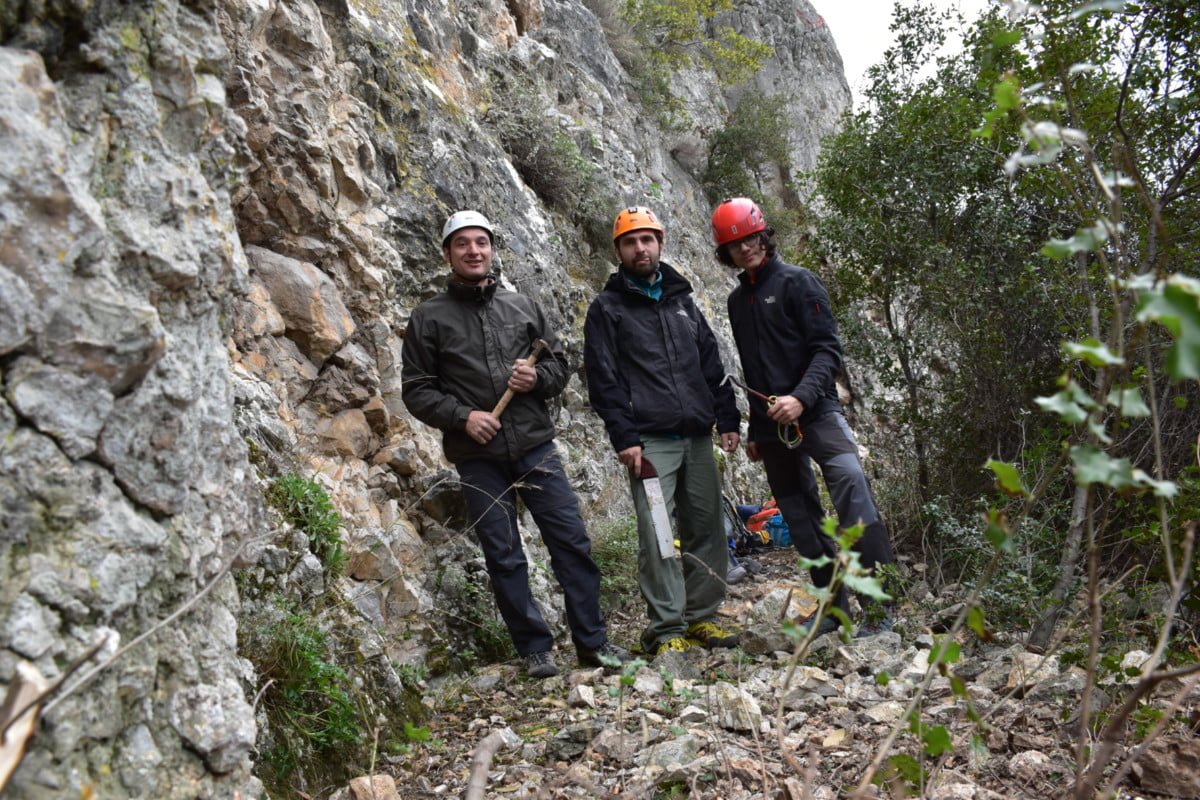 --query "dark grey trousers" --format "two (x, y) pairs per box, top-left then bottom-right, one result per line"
(758, 412), (894, 592)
